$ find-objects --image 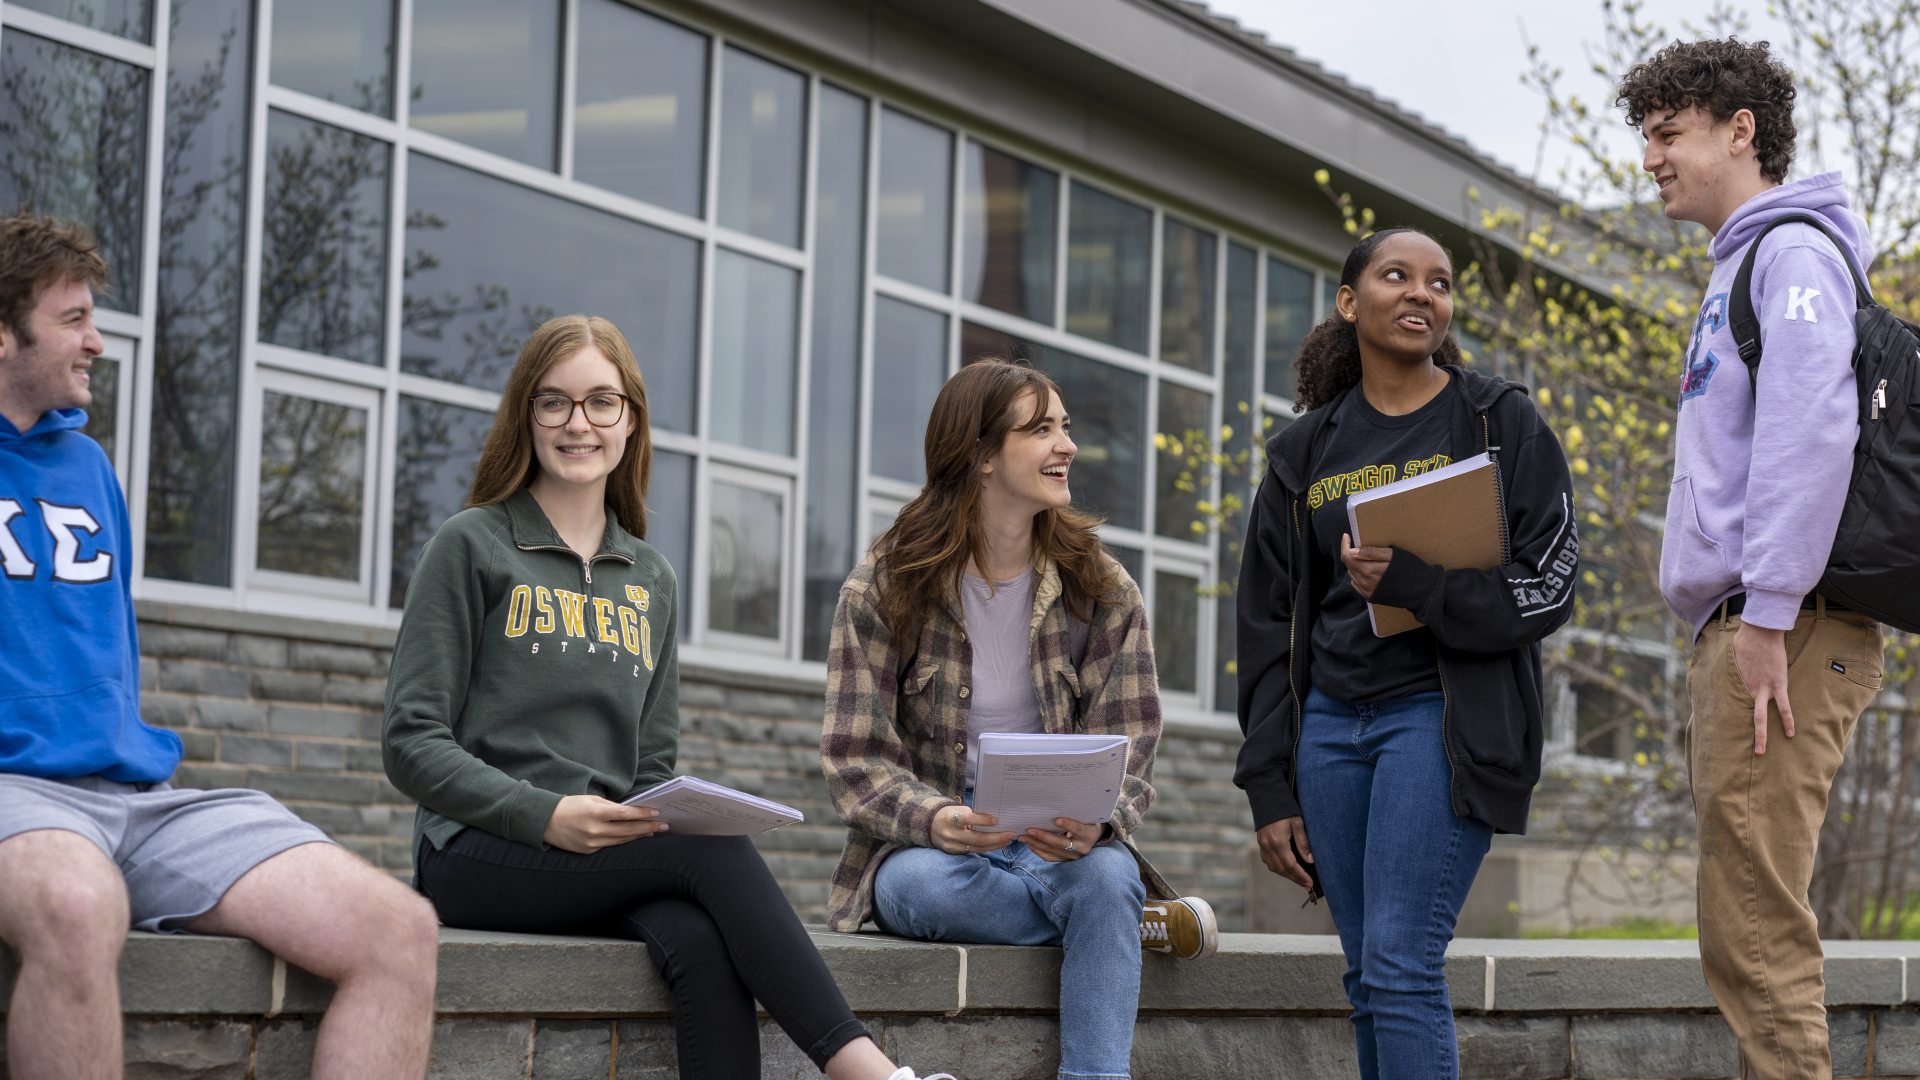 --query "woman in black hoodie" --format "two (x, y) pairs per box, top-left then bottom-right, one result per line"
(1235, 229), (1578, 1079)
